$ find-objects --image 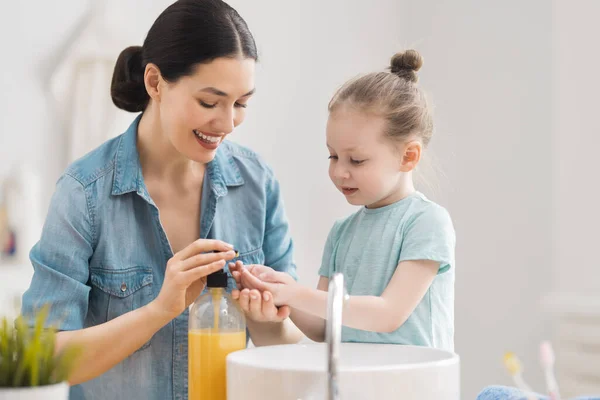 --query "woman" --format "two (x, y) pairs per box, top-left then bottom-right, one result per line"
(21, 0), (303, 398)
